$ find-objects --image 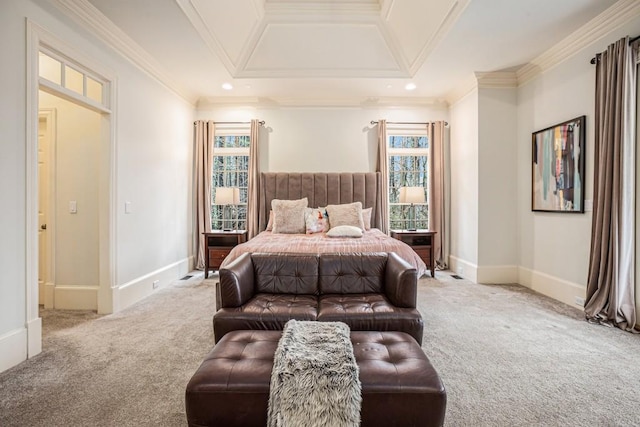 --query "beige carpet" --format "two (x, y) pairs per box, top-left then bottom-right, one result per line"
(421, 274), (640, 426)
(1, 272), (639, 426)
